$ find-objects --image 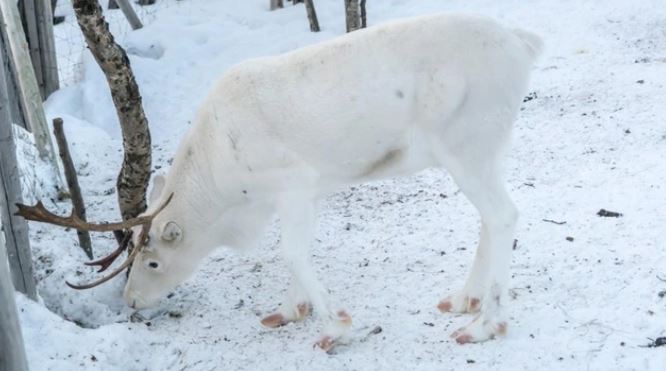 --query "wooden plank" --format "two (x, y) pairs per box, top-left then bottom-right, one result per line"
(18, 0), (59, 99)
(0, 41), (37, 300)
(18, 0), (44, 96)
(35, 0), (59, 97)
(116, 0), (143, 30)
(1, 22), (28, 131)
(0, 230), (30, 371)
(0, 0), (63, 187)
